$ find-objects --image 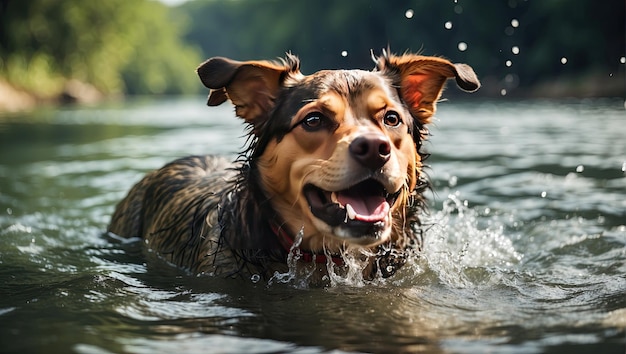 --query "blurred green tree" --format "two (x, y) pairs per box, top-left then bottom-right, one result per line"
(0, 0), (201, 98)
